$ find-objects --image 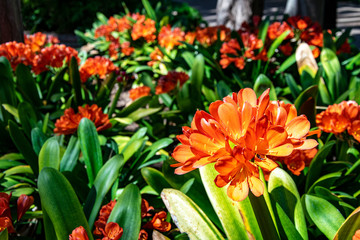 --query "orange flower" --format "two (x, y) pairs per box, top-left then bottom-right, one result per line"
(240, 32), (263, 59)
(0, 41), (34, 70)
(94, 200), (117, 237)
(158, 25), (185, 50)
(32, 44), (79, 74)
(69, 226), (89, 240)
(267, 22), (293, 40)
(95, 16), (132, 40)
(120, 42), (134, 56)
(148, 47), (163, 66)
(131, 16), (156, 42)
(79, 56), (118, 83)
(143, 211), (171, 232)
(141, 199), (154, 218)
(54, 104), (112, 135)
(172, 88), (318, 201)
(353, 230), (360, 240)
(155, 71), (189, 94)
(129, 86), (151, 100)
(219, 39), (243, 69)
(185, 32), (196, 45)
(100, 222), (123, 240)
(24, 32), (47, 52)
(138, 229), (148, 240)
(287, 16), (312, 30)
(109, 41), (120, 60)
(195, 26), (231, 46)
(17, 194), (34, 221)
(274, 148), (318, 175)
